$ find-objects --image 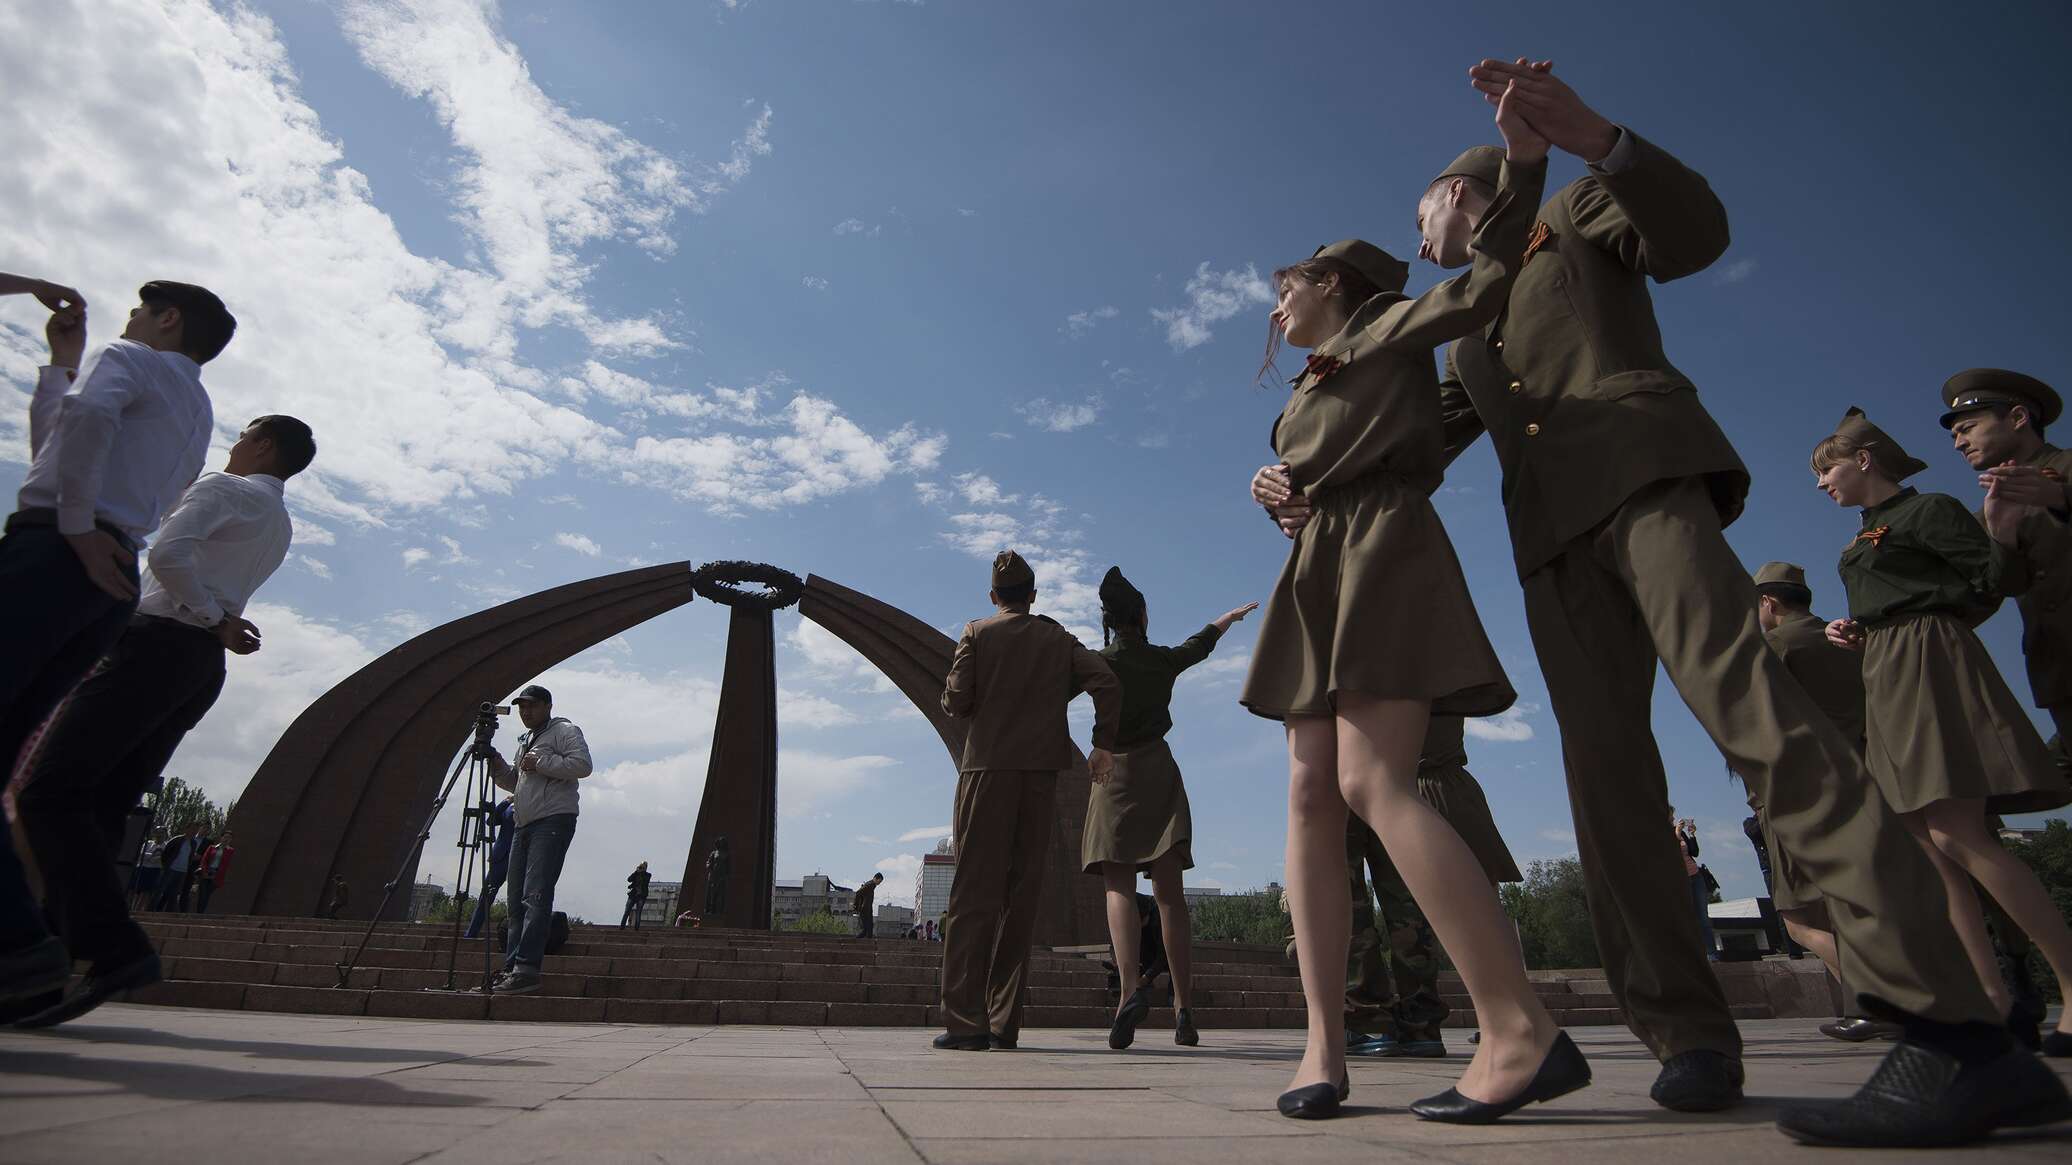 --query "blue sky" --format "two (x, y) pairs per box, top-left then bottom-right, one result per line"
(3, 0), (2069, 922)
